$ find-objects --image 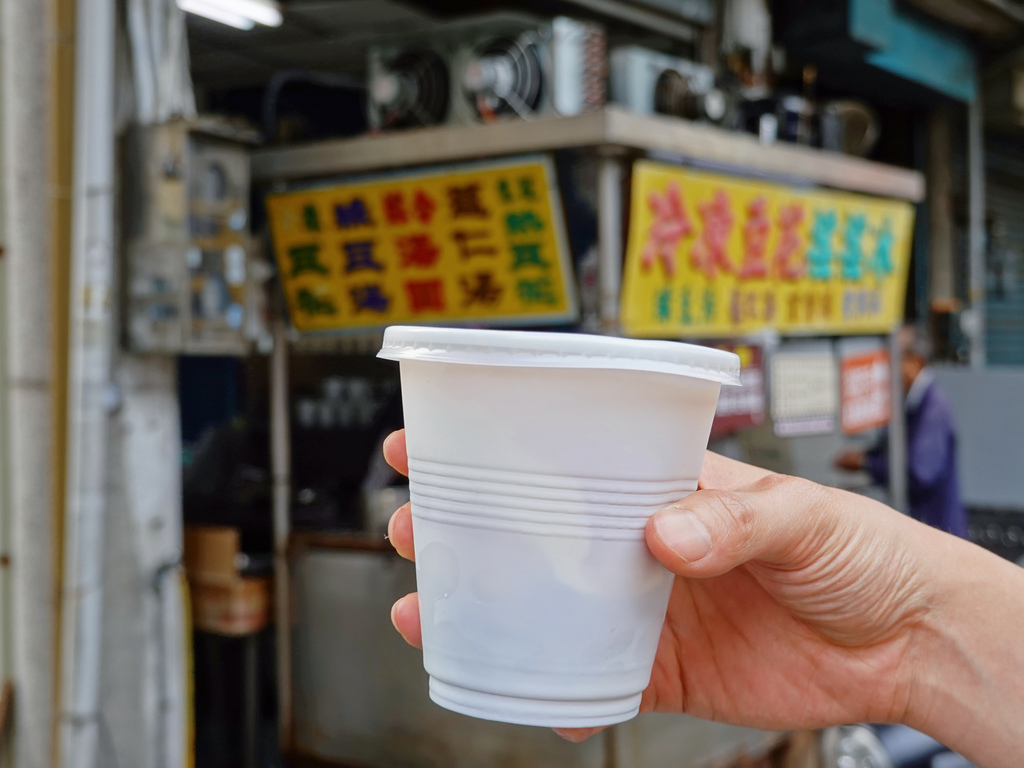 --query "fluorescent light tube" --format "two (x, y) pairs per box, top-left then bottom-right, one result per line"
(218, 0), (283, 26)
(178, 0), (255, 29)
(178, 0), (283, 28)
